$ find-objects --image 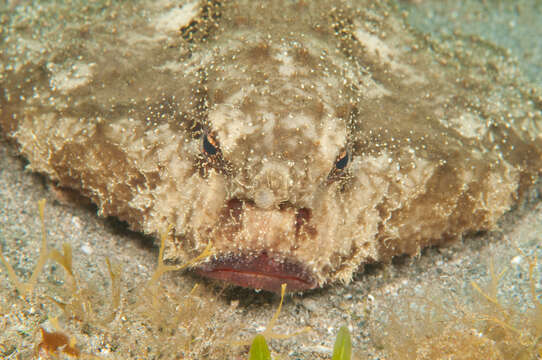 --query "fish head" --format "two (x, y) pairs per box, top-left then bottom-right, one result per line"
(190, 39), (360, 292)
